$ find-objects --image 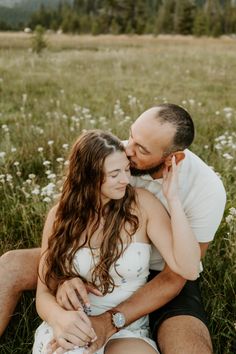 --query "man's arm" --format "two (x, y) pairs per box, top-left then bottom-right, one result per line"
(0, 248), (40, 336)
(86, 243), (209, 354)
